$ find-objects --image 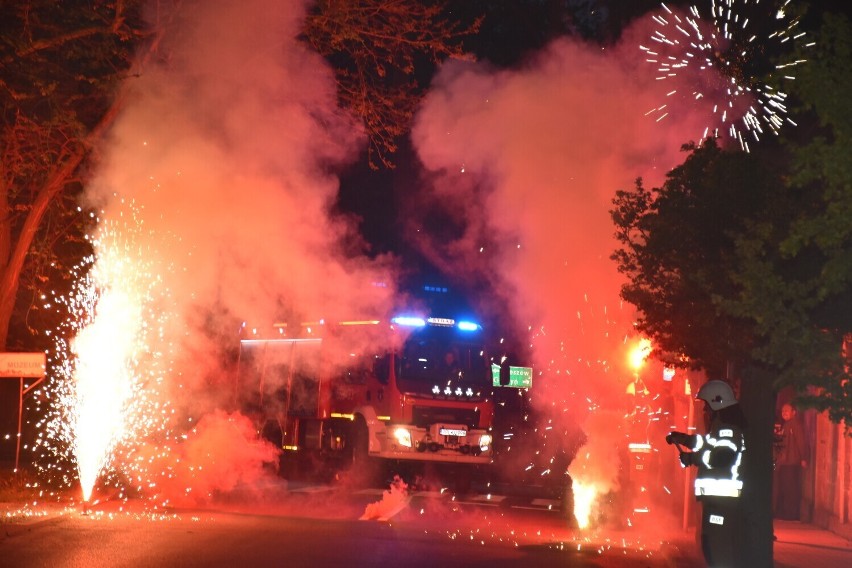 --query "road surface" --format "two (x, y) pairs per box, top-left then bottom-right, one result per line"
(0, 477), (702, 567)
